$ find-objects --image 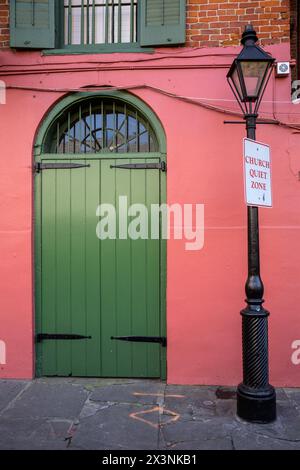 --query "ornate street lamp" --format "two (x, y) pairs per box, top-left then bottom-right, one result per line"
(227, 24), (276, 423)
